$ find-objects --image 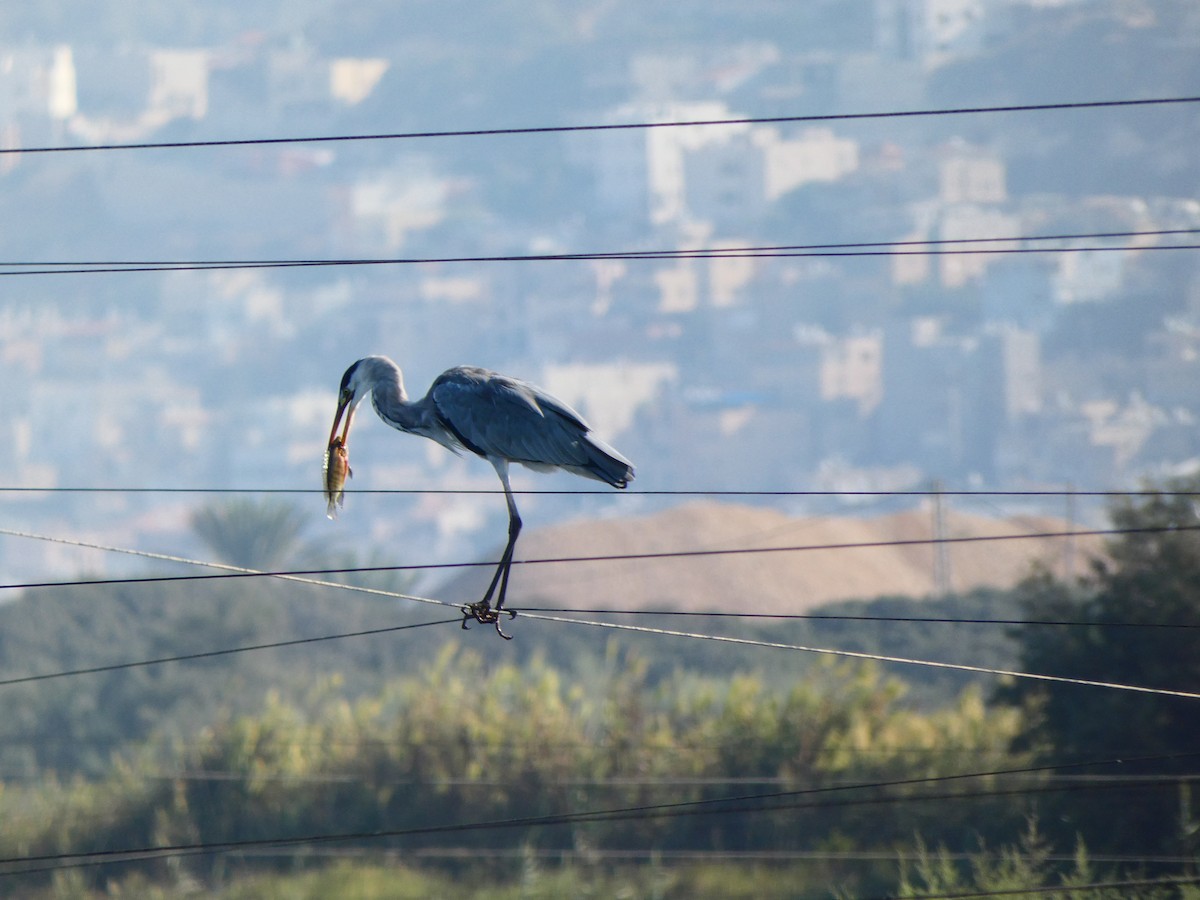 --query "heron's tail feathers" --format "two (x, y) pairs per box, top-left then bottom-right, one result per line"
(570, 436), (635, 489)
